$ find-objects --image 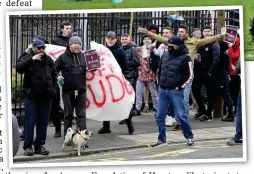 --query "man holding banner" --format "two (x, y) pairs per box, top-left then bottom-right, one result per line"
(98, 31), (135, 135)
(55, 35), (87, 137)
